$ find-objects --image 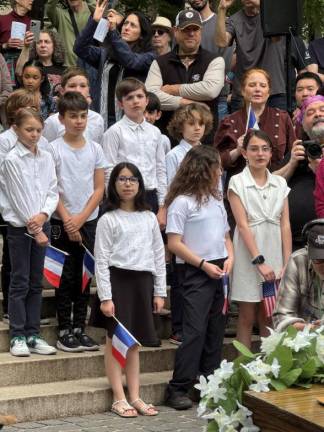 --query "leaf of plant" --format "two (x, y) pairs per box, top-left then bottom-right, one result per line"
(233, 340), (255, 359)
(267, 346), (293, 377)
(296, 382), (312, 389)
(282, 368), (302, 386)
(300, 358), (317, 379)
(207, 420), (219, 432)
(286, 325), (298, 338)
(270, 379), (287, 391)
